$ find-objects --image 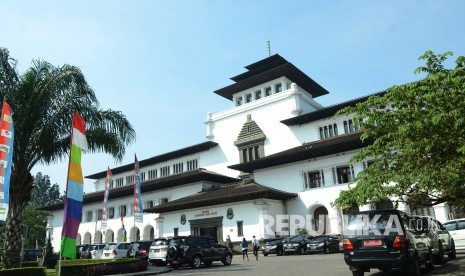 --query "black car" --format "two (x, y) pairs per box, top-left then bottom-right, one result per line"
(166, 235), (233, 269)
(22, 249), (43, 262)
(262, 238), (284, 256)
(342, 209), (433, 276)
(307, 235), (341, 254)
(282, 234), (313, 255)
(76, 244), (91, 259)
(128, 240), (153, 259)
